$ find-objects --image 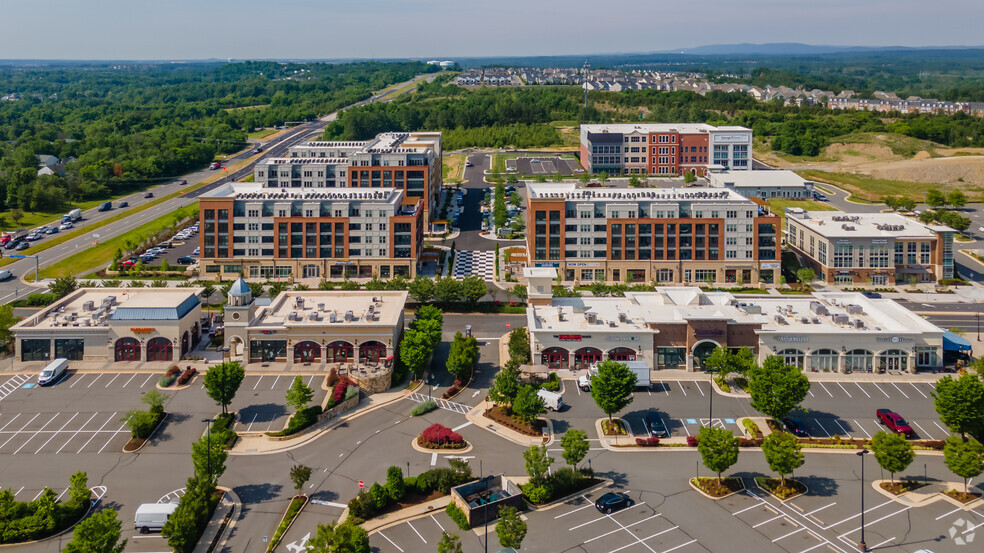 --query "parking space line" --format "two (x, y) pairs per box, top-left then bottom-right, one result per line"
(0, 413), (21, 432)
(732, 502), (766, 516)
(70, 374), (87, 388)
(555, 503), (594, 518)
(430, 514), (445, 533)
(86, 374), (102, 388)
(693, 382), (704, 396)
(246, 414), (258, 432)
(853, 420), (871, 439)
(818, 383), (833, 397)
(307, 375), (316, 387)
(677, 419), (691, 437)
(104, 374), (120, 388)
(34, 412), (78, 453)
(14, 486), (23, 496)
(912, 421), (934, 440)
(832, 420), (851, 438)
(1, 413), (39, 449)
(14, 413), (59, 454)
(814, 420), (831, 438)
(377, 531), (403, 552)
(822, 498), (894, 529)
(933, 421), (950, 437)
(872, 383), (890, 398)
(835, 382), (852, 398)
(909, 382), (927, 398)
(807, 389), (814, 397)
(889, 382), (909, 399)
(772, 526), (805, 542)
(838, 507), (910, 539)
(76, 412), (117, 454)
(854, 382), (870, 398)
(802, 502), (835, 517)
(936, 507), (962, 520)
(797, 542), (827, 553)
(121, 374), (137, 388)
(32, 489), (44, 501)
(677, 382), (687, 396)
(56, 487), (69, 501)
(584, 514), (662, 544)
(607, 526), (679, 553)
(140, 374), (153, 387)
(271, 375), (281, 390)
(405, 520), (426, 544)
(57, 412), (98, 454)
(253, 376), (263, 390)
(657, 380), (668, 395)
(98, 423), (129, 453)
(660, 540), (697, 553)
(869, 536), (895, 549)
(752, 513), (787, 528)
